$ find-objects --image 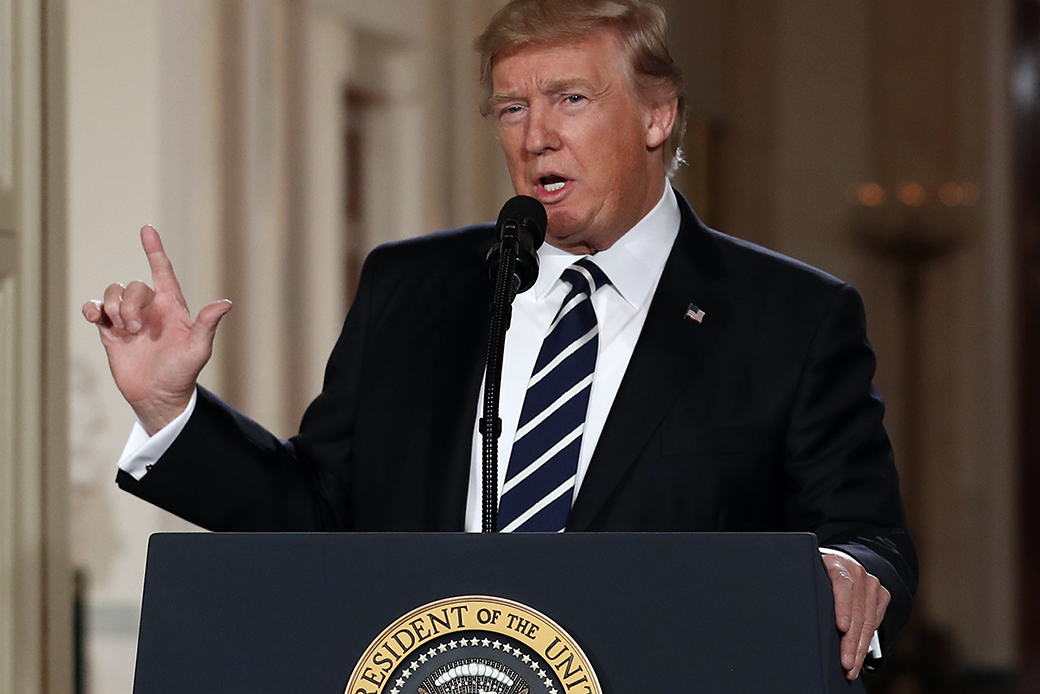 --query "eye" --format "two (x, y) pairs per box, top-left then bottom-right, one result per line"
(565, 94), (586, 104)
(497, 104), (526, 121)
